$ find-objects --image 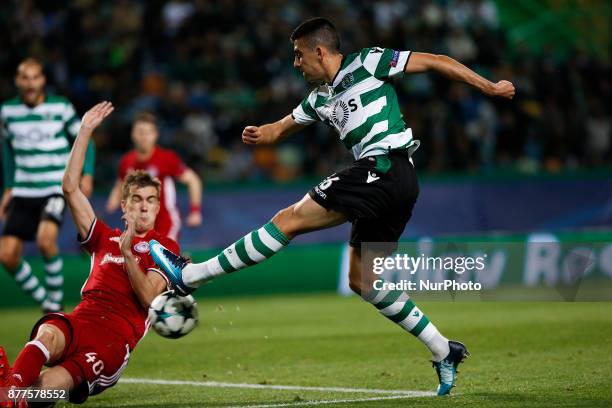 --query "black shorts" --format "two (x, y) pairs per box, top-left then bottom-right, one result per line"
(308, 151), (419, 247)
(2, 194), (66, 241)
